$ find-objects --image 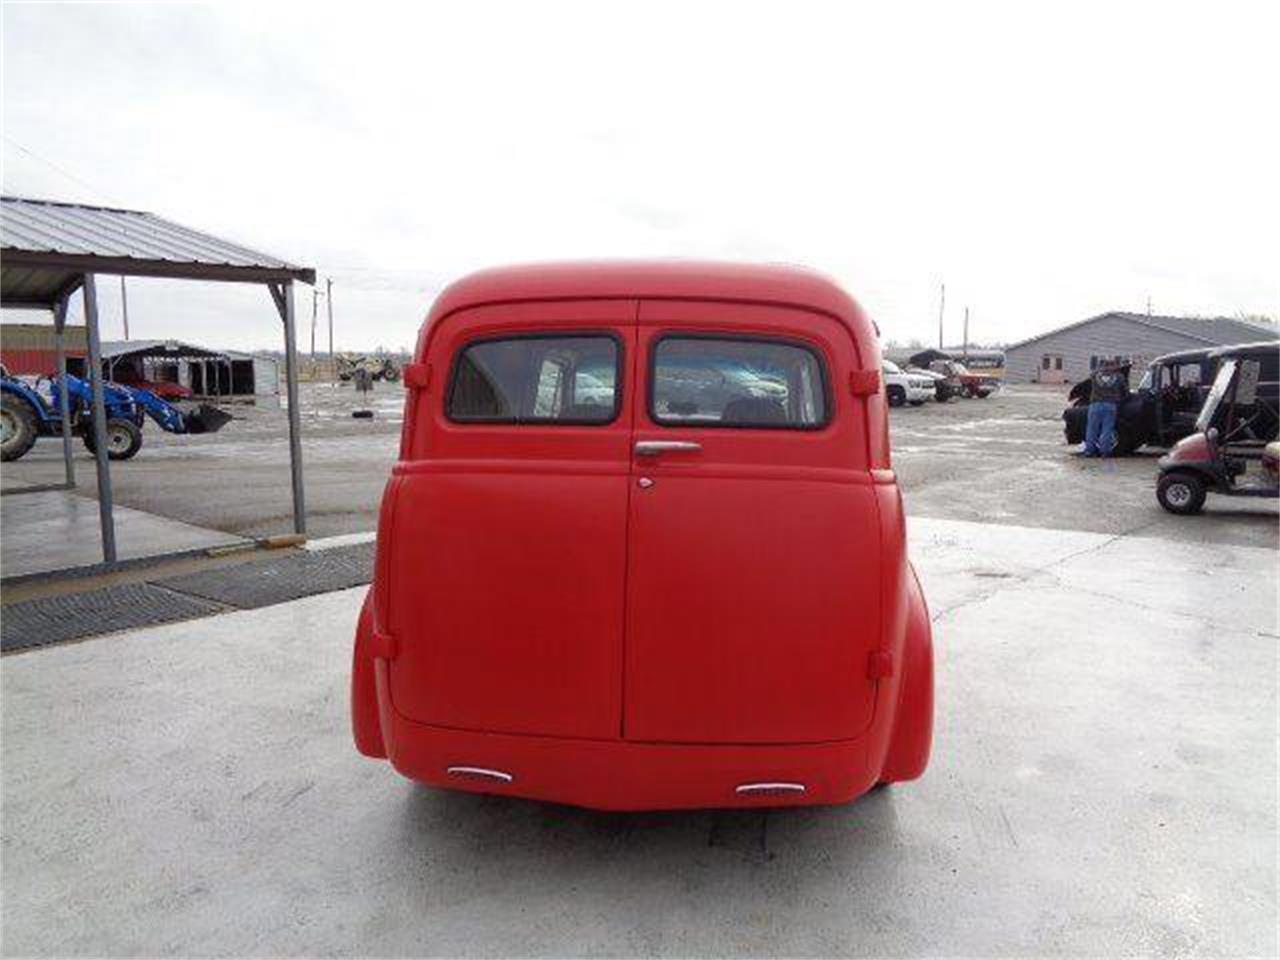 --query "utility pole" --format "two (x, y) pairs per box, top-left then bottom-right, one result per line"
(963, 306), (970, 360)
(937, 282), (946, 349)
(120, 276), (130, 340)
(310, 286), (318, 359)
(326, 277), (334, 380)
